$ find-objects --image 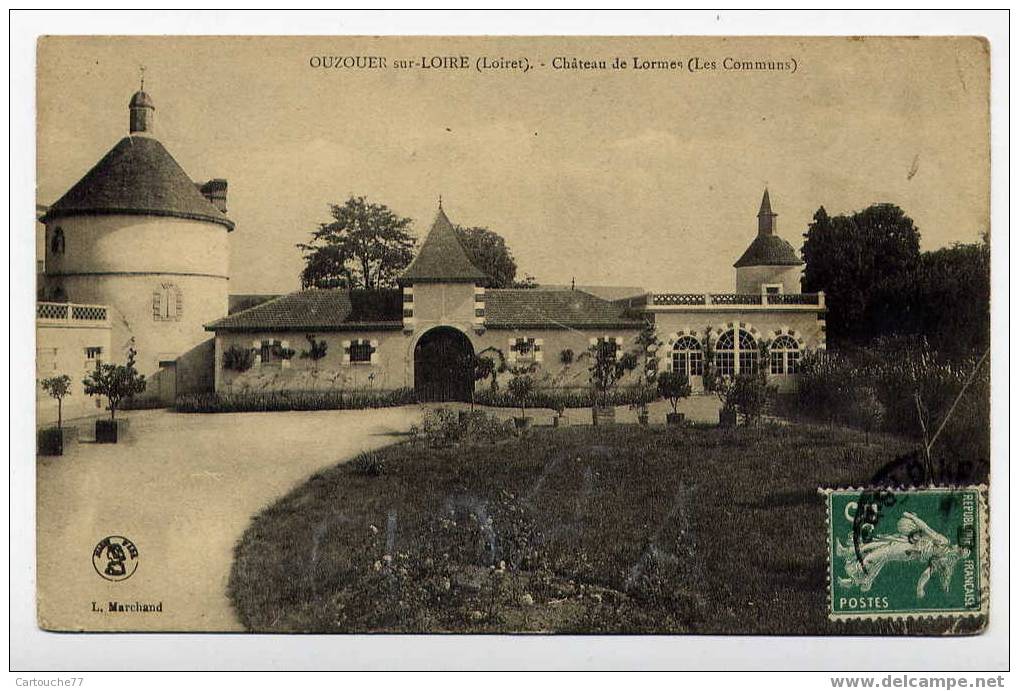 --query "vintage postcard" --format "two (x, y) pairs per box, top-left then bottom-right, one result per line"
(34, 35), (991, 636)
